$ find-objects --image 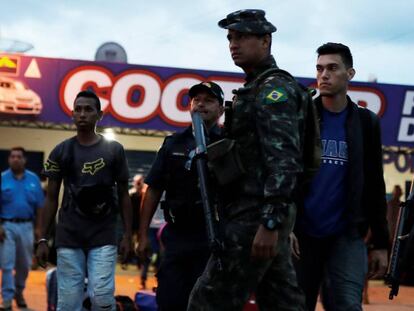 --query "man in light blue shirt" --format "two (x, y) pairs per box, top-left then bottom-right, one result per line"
(0, 147), (44, 310)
